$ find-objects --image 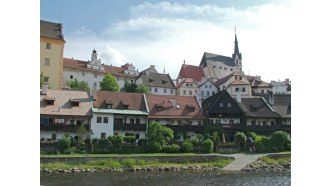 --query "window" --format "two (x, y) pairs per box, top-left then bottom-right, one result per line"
(201, 91), (204, 96)
(101, 133), (106, 139)
(70, 75), (73, 79)
(51, 134), (57, 140)
(251, 121), (256, 125)
(183, 90), (186, 95)
(135, 134), (140, 139)
(189, 90), (192, 95)
(271, 121), (275, 126)
(154, 88), (158, 92)
(125, 133), (134, 136)
(46, 43), (51, 49)
(235, 88), (239, 92)
(207, 91), (210, 96)
(239, 77), (242, 80)
(55, 118), (64, 124)
(216, 120), (220, 124)
(258, 121), (261, 125)
(94, 74), (97, 78)
(219, 103), (224, 108)
(44, 58), (50, 66)
(205, 85), (207, 88)
(136, 119), (140, 124)
(267, 90), (270, 93)
(82, 72), (85, 76)
(170, 89), (174, 94)
(242, 87), (246, 92)
(186, 83), (189, 86)
(130, 119), (134, 124)
(263, 121), (267, 125)
(227, 103), (231, 107)
(123, 105), (129, 109)
(97, 117), (102, 123)
(222, 85), (225, 90)
(94, 82), (97, 87)
(261, 90), (265, 93)
(198, 121), (202, 125)
(70, 120), (74, 125)
(209, 85), (211, 88)
(212, 91), (215, 95)
(107, 104), (112, 109)
(103, 117), (108, 123)
(164, 89), (167, 93)
(195, 90), (198, 94)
